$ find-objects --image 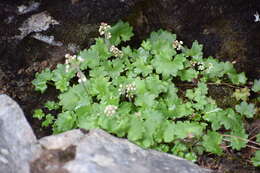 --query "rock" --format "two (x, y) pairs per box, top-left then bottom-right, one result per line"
(34, 129), (211, 173)
(65, 129), (211, 173)
(0, 94), (41, 173)
(17, 11), (59, 40)
(17, 2), (40, 15)
(0, 94), (211, 173)
(39, 129), (84, 150)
